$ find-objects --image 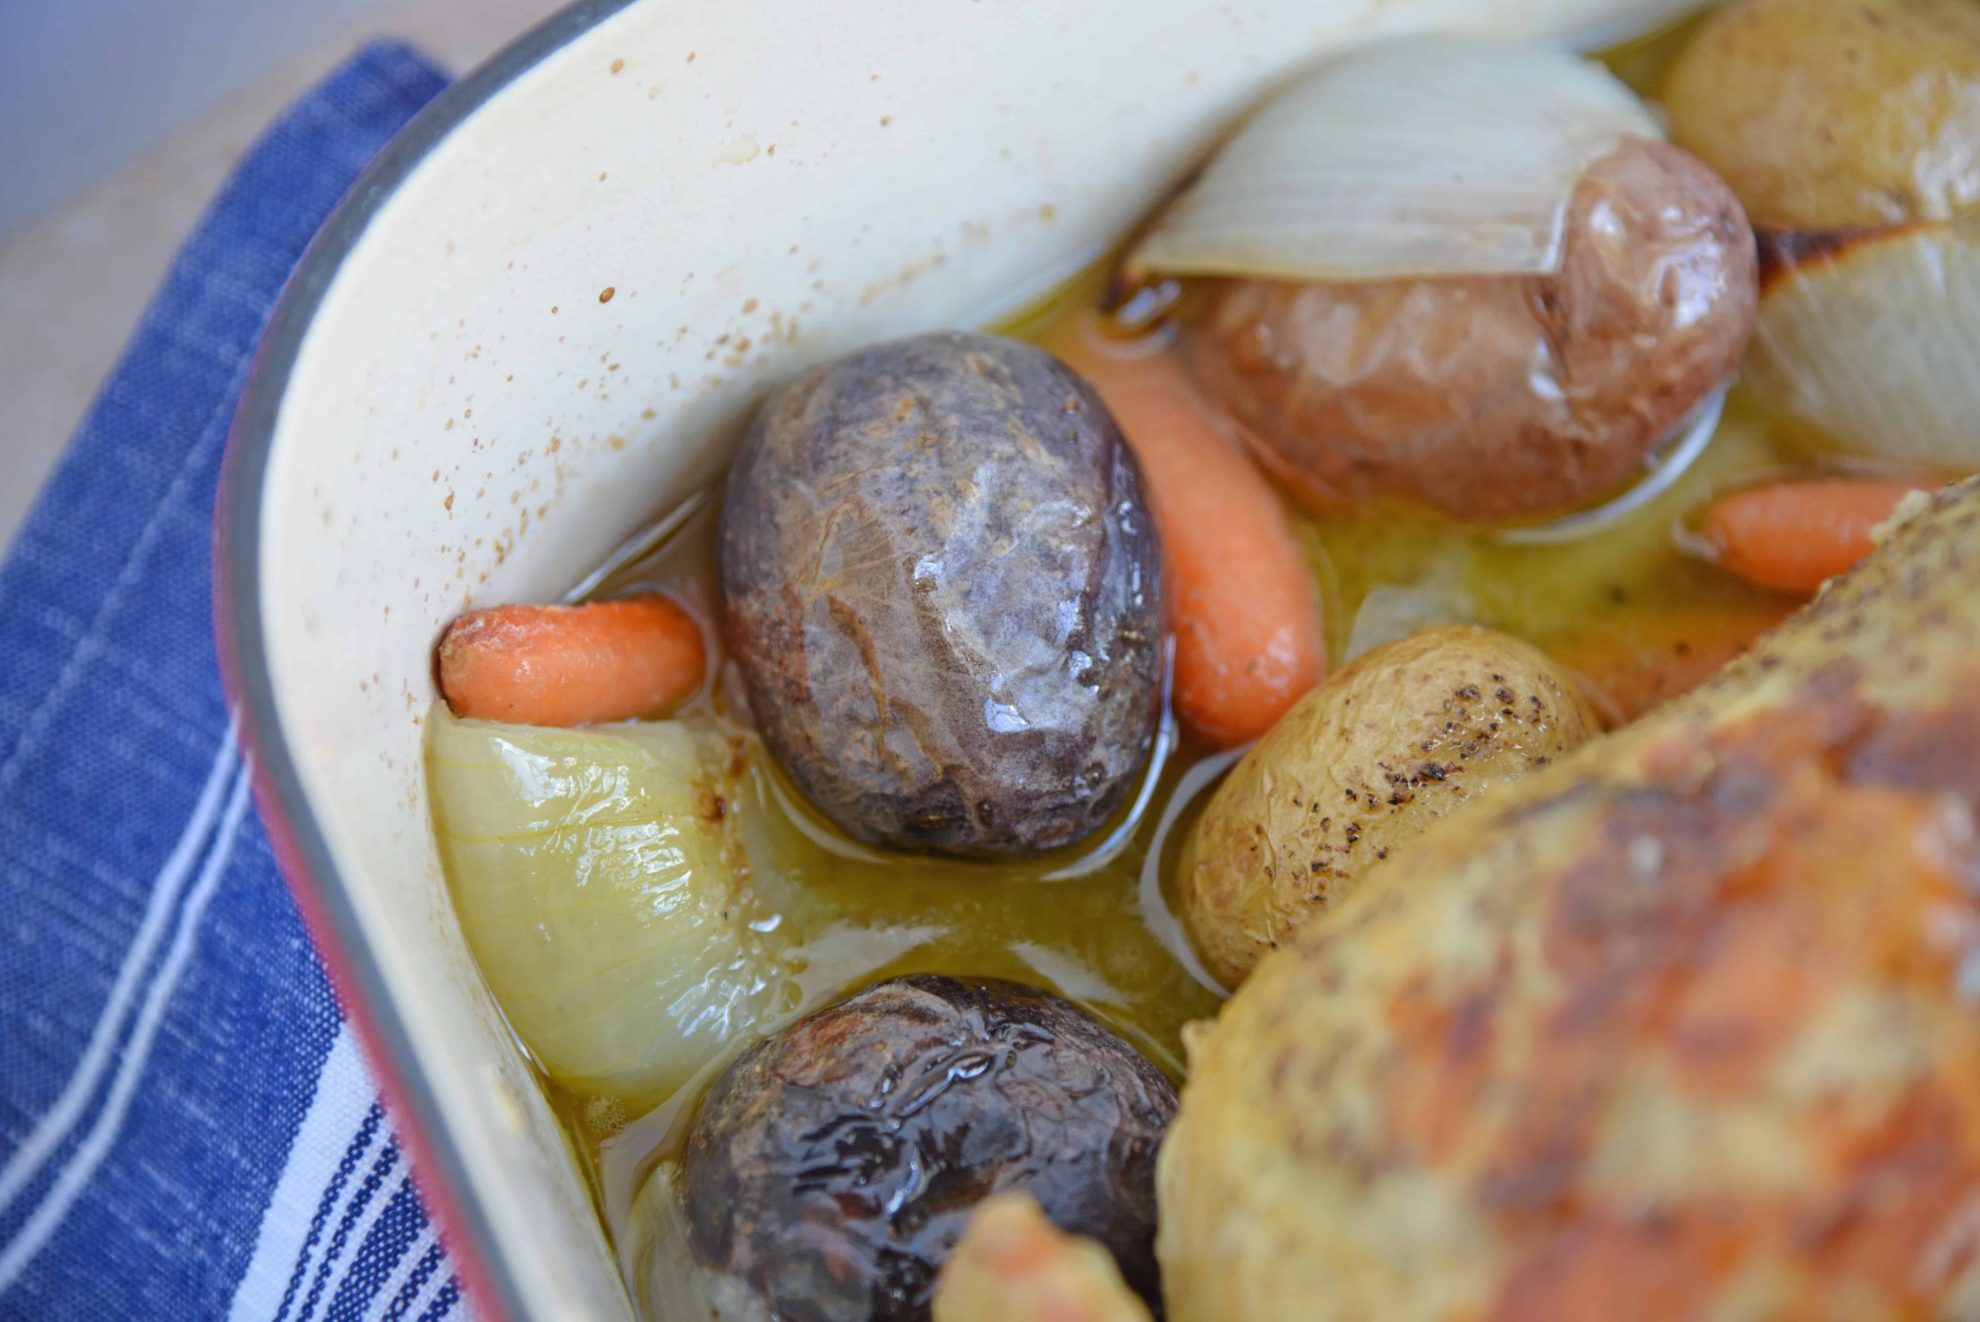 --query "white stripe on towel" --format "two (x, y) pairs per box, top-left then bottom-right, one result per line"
(0, 759), (253, 1295)
(226, 1025), (377, 1321)
(0, 722), (238, 1216)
